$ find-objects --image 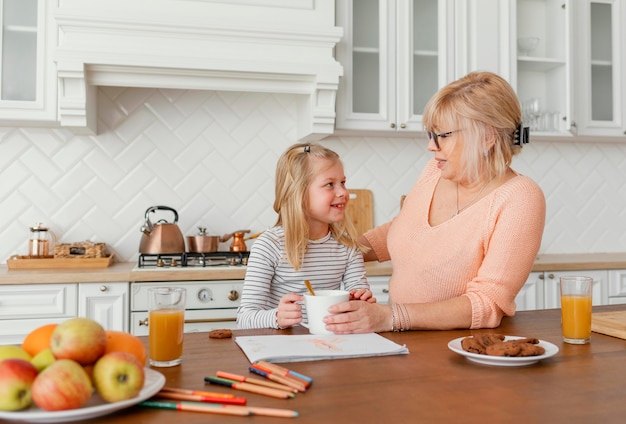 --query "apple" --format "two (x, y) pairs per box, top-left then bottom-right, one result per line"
(0, 346), (32, 362)
(50, 317), (107, 365)
(31, 348), (56, 372)
(0, 359), (39, 411)
(93, 352), (145, 403)
(31, 359), (93, 411)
